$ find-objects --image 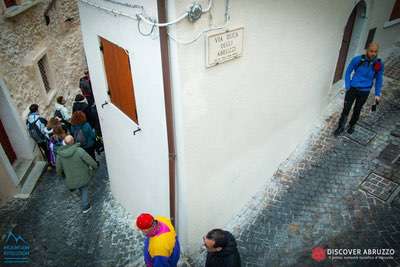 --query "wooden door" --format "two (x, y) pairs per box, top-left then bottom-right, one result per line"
(0, 119), (16, 164)
(390, 0), (400, 21)
(333, 8), (357, 83)
(100, 37), (138, 124)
